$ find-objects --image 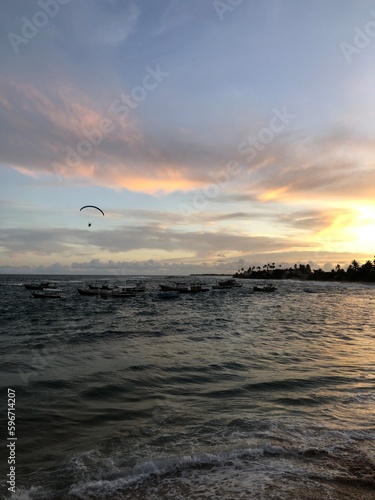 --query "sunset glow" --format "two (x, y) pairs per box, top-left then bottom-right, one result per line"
(349, 206), (375, 254)
(1, 1), (374, 274)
